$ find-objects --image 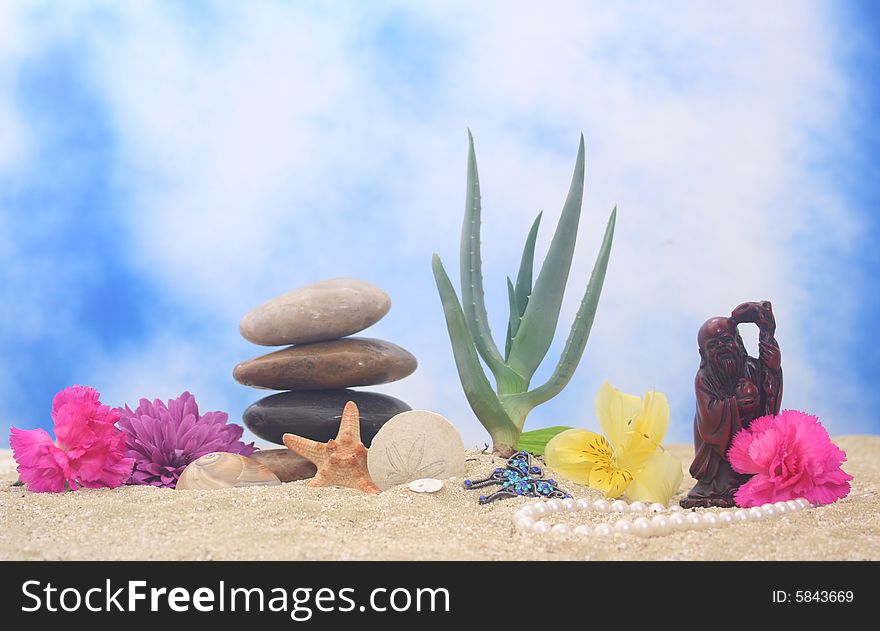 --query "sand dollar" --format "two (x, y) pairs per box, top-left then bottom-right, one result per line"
(408, 478), (444, 493)
(367, 410), (465, 491)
